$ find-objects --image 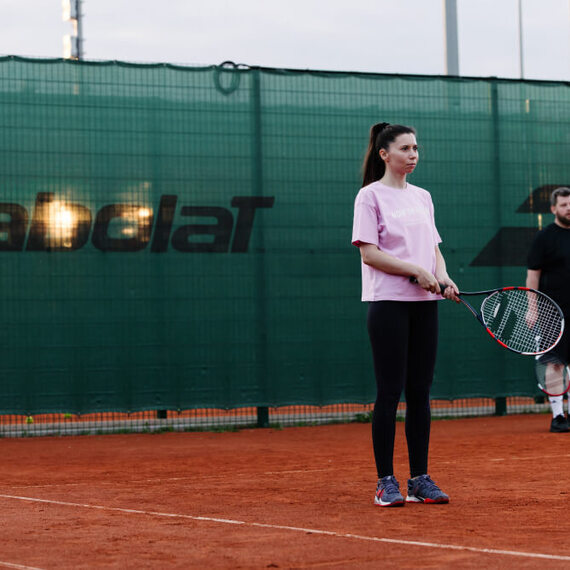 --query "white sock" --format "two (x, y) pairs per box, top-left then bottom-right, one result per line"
(550, 395), (564, 418)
